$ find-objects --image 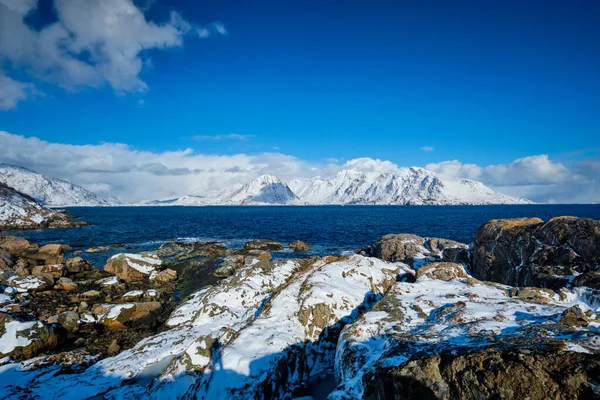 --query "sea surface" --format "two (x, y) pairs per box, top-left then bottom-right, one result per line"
(5, 205), (600, 265)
